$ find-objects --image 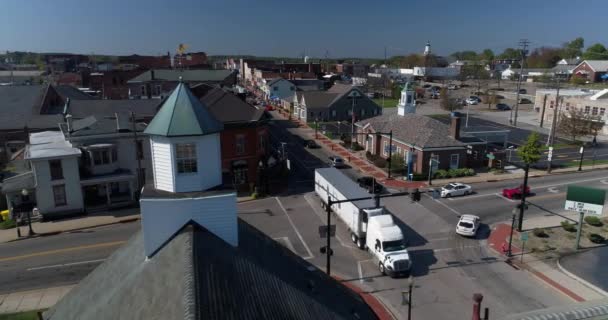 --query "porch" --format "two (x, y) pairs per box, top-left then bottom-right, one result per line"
(80, 172), (136, 212)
